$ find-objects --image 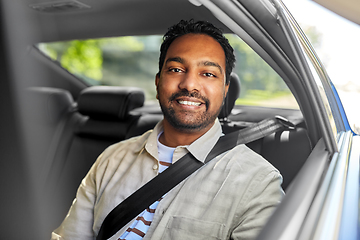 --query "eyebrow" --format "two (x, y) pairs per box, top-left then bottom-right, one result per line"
(200, 61), (223, 74)
(165, 57), (223, 74)
(165, 57), (184, 65)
